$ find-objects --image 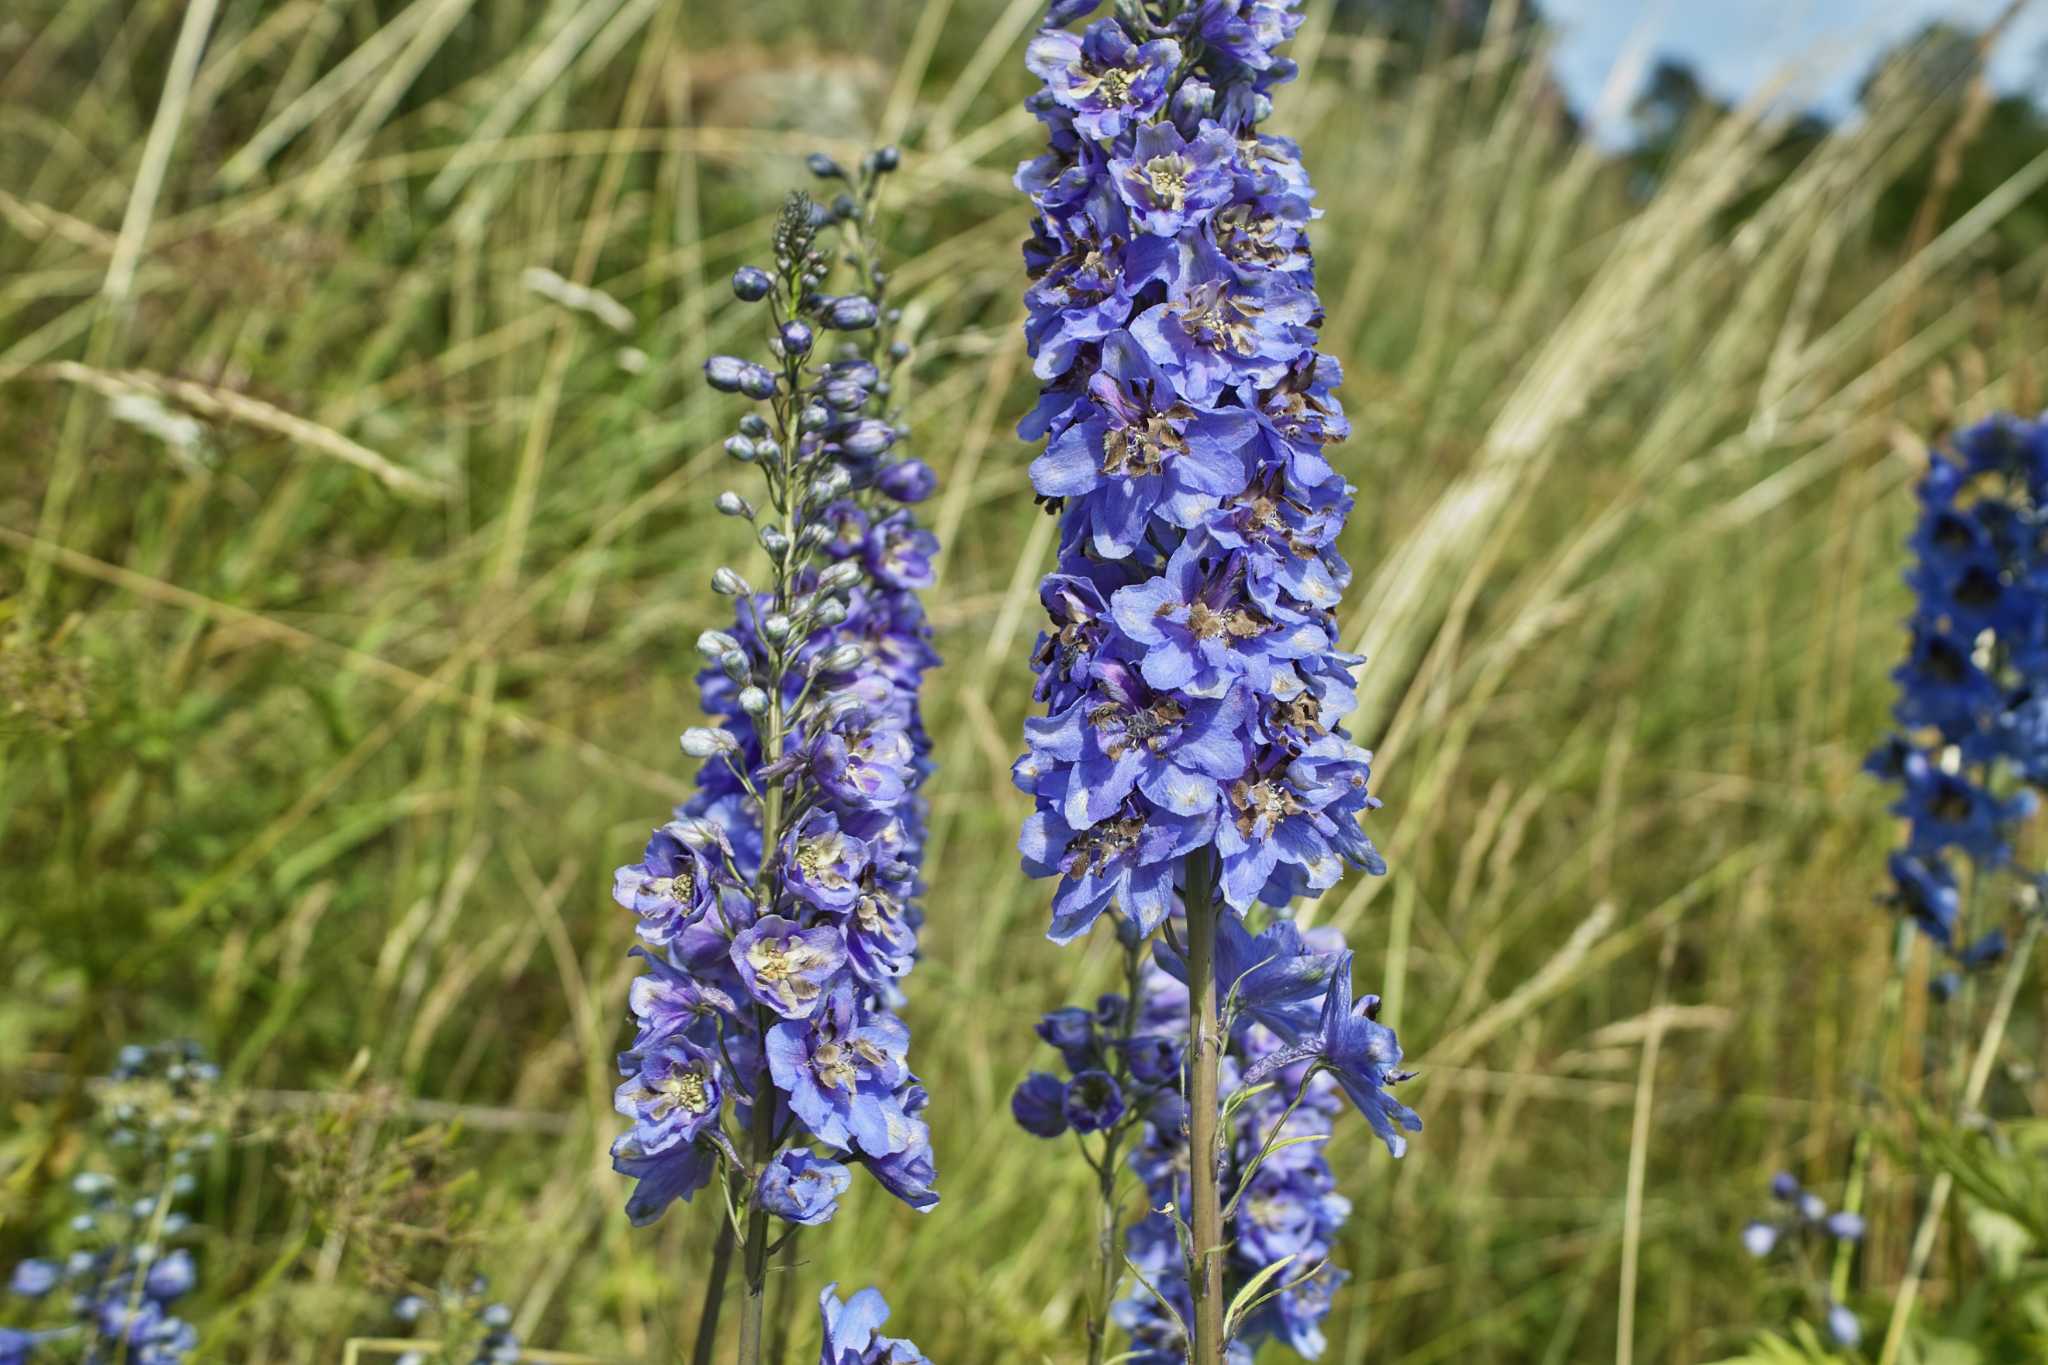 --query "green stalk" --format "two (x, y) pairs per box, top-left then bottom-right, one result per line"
(691, 1220), (735, 1365)
(1183, 850), (1226, 1365)
(1876, 913), (2043, 1365)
